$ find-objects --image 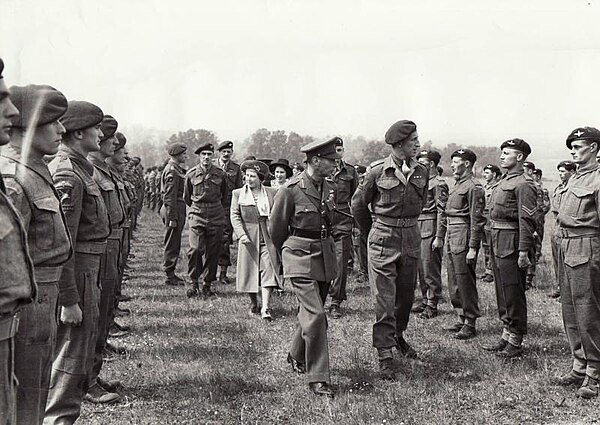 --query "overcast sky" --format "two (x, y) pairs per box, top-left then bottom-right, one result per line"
(1, 0), (600, 156)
